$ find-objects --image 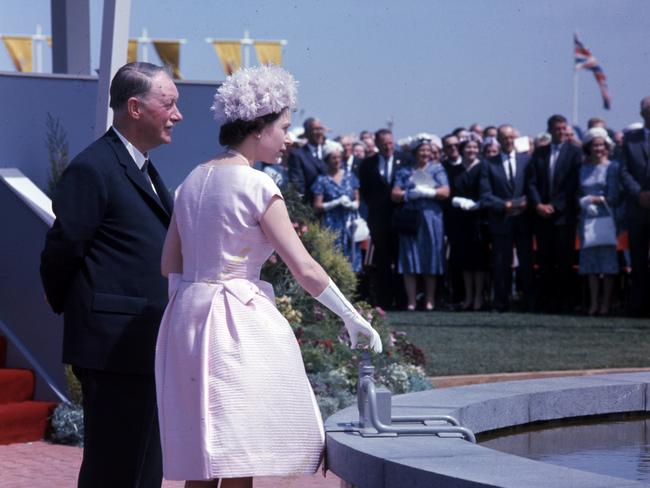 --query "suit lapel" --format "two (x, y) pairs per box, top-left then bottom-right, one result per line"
(514, 155), (526, 195)
(634, 136), (649, 162)
(551, 143), (568, 191)
(391, 156), (402, 186)
(495, 159), (512, 194)
(104, 129), (171, 217)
